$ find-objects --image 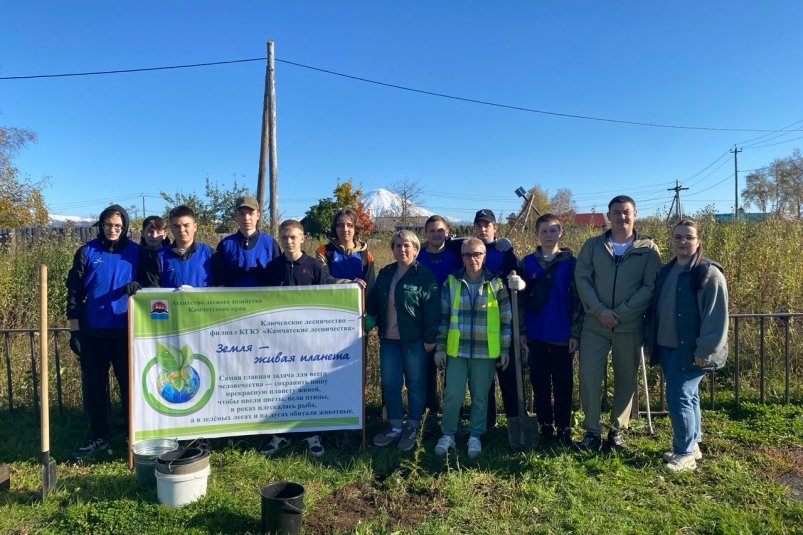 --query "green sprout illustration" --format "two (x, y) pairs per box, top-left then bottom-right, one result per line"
(156, 343), (196, 392)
